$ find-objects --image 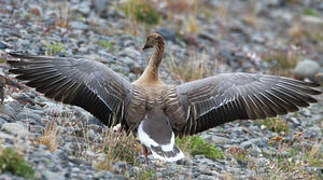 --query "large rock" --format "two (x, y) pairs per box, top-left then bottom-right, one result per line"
(294, 59), (320, 79)
(1, 123), (29, 137)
